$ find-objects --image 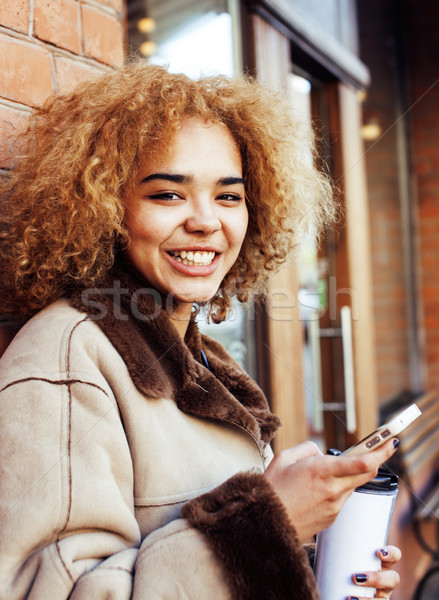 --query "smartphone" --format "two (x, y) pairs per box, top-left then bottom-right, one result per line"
(342, 403), (421, 455)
